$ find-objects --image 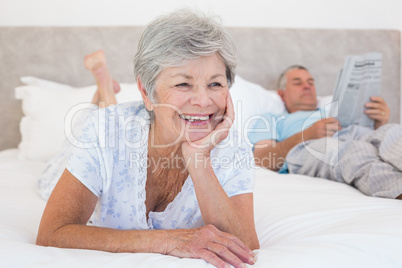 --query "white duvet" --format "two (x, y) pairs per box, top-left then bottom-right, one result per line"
(1, 149), (402, 268)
